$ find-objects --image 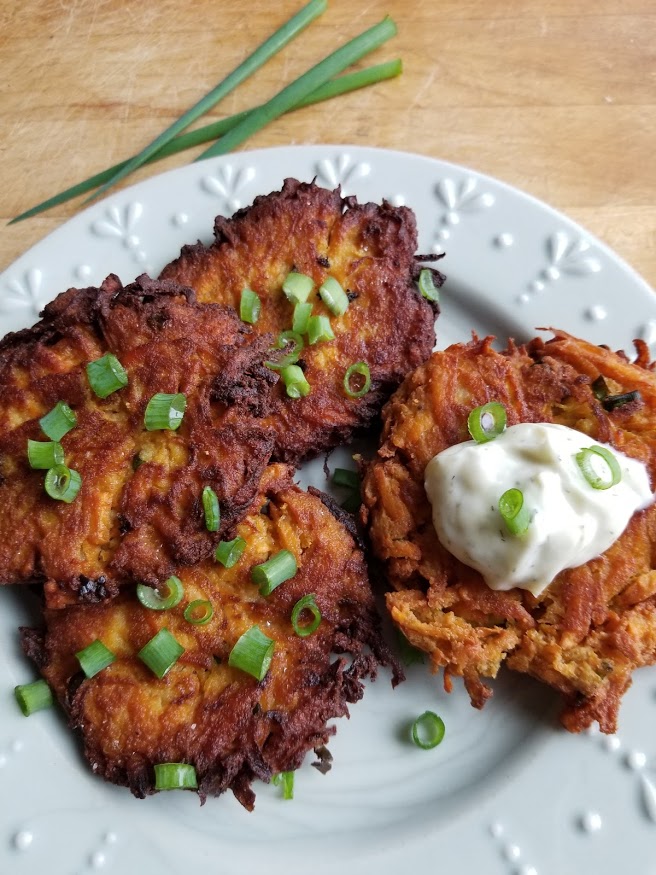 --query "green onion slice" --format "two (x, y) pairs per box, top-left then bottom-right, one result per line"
(138, 628), (185, 678)
(467, 402), (507, 443)
(265, 331), (304, 370)
(292, 301), (312, 335)
(332, 467), (360, 490)
(44, 464), (82, 503)
(291, 594), (322, 637)
(14, 679), (54, 716)
(27, 439), (64, 470)
(228, 625), (275, 681)
(215, 537), (247, 568)
(282, 271), (314, 304)
(417, 269), (440, 303)
(591, 375), (609, 401)
(252, 549), (298, 596)
(154, 762), (198, 791)
(395, 629), (425, 667)
(307, 314), (335, 345)
(603, 390), (641, 411)
(184, 599), (214, 625)
(411, 711), (446, 749)
(239, 287), (261, 324)
(319, 276), (349, 316)
(281, 364), (311, 399)
(343, 362), (371, 398)
(144, 393), (186, 431)
(136, 576), (184, 611)
(86, 352), (128, 398)
(272, 770), (295, 799)
(202, 486), (221, 532)
(340, 492), (361, 513)
(76, 639), (116, 679)
(498, 488), (531, 536)
(575, 445), (622, 490)
(39, 401), (77, 441)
